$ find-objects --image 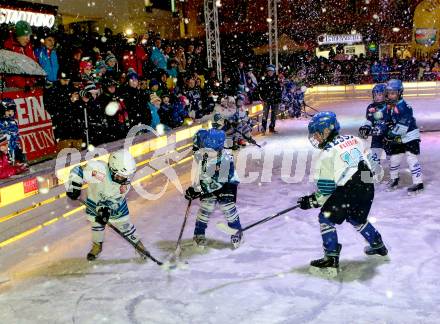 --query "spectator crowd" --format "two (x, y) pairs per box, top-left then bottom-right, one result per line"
(282, 47), (440, 86)
(1, 20), (440, 174)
